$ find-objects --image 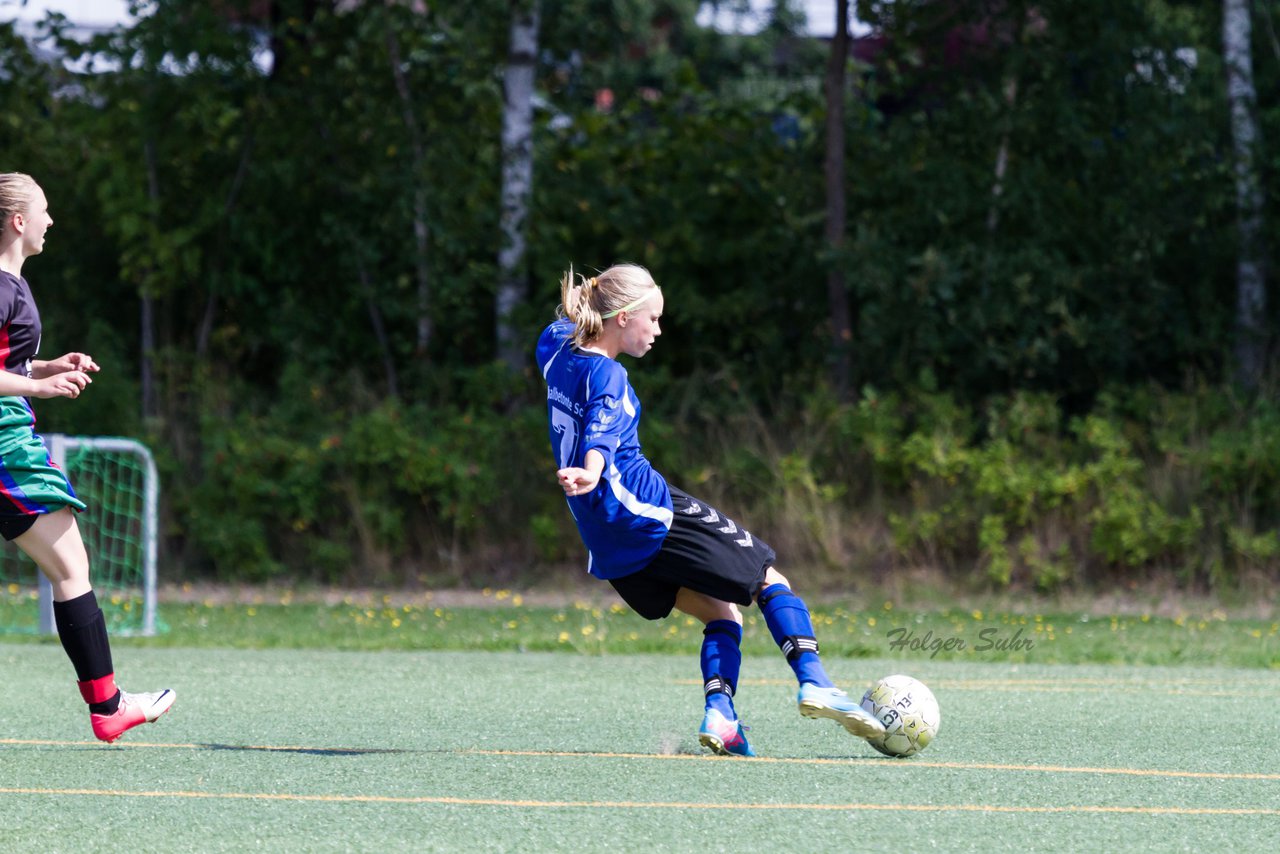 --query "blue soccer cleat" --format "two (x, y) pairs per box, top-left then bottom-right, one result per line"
(698, 708), (756, 757)
(798, 683), (886, 741)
